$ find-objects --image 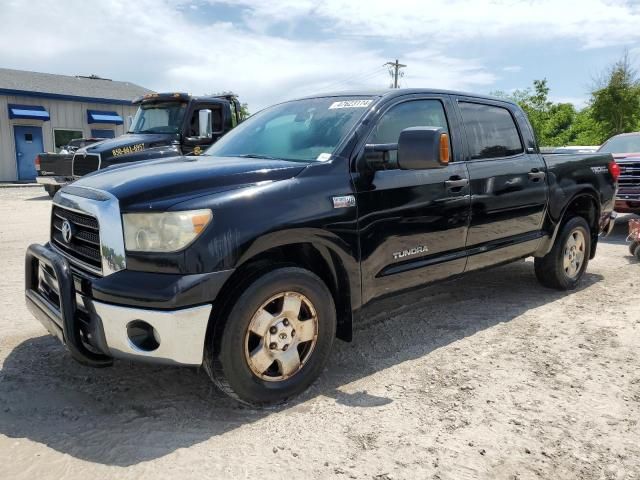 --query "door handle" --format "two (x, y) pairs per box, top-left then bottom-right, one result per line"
(528, 169), (546, 181)
(444, 177), (469, 190)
